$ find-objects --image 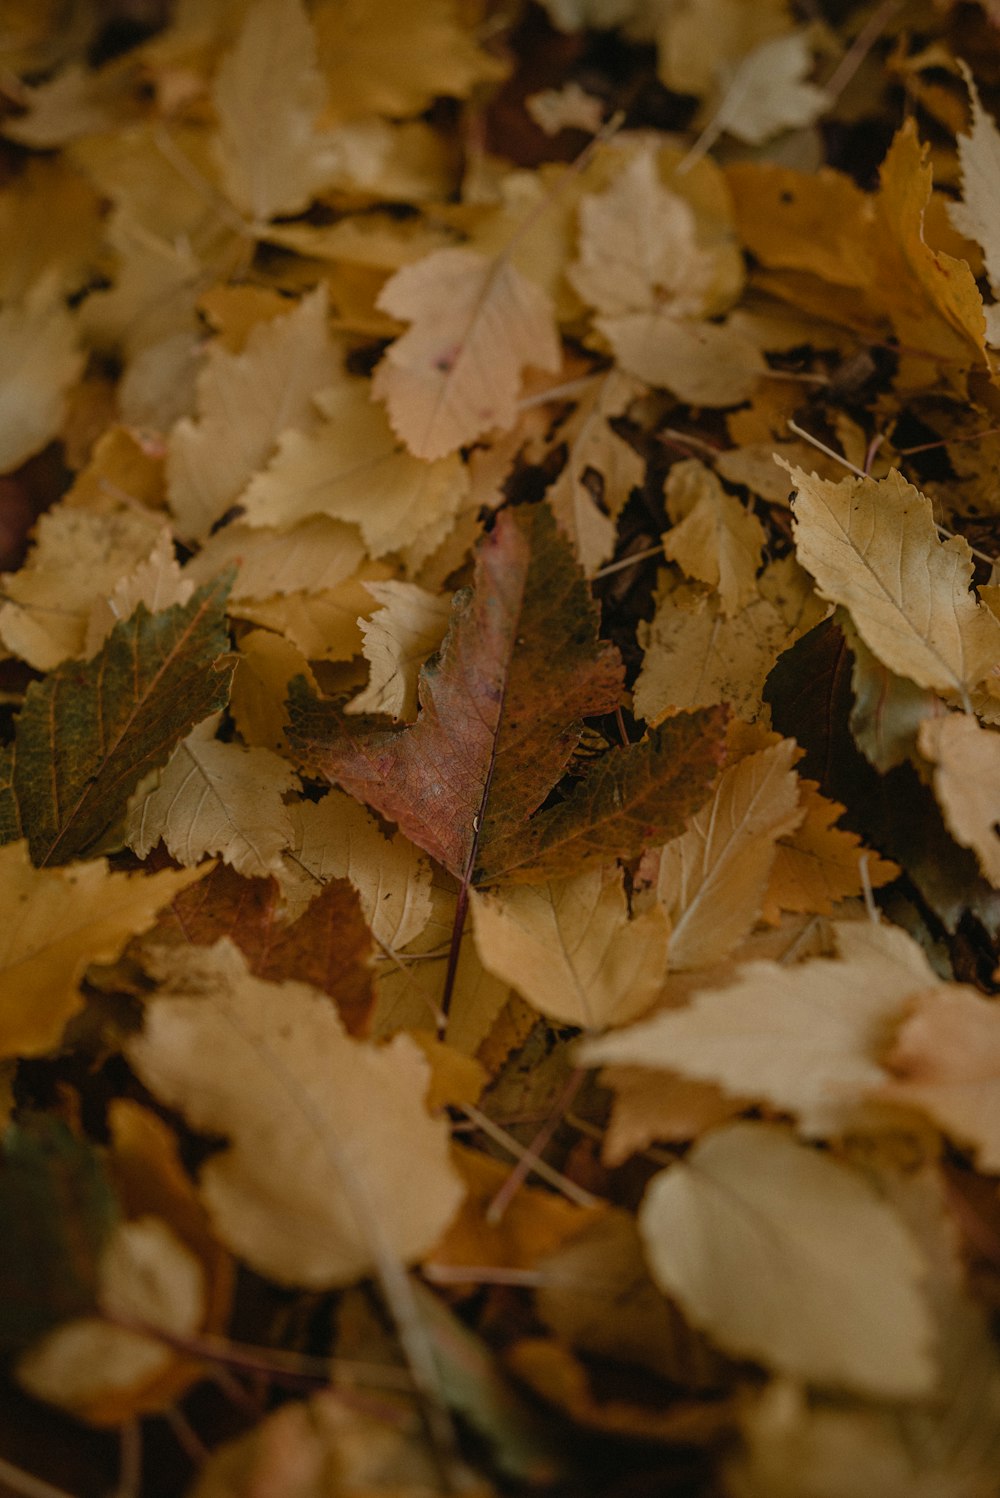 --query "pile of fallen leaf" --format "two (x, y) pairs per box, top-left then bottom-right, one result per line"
(9, 0), (1000, 1493)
